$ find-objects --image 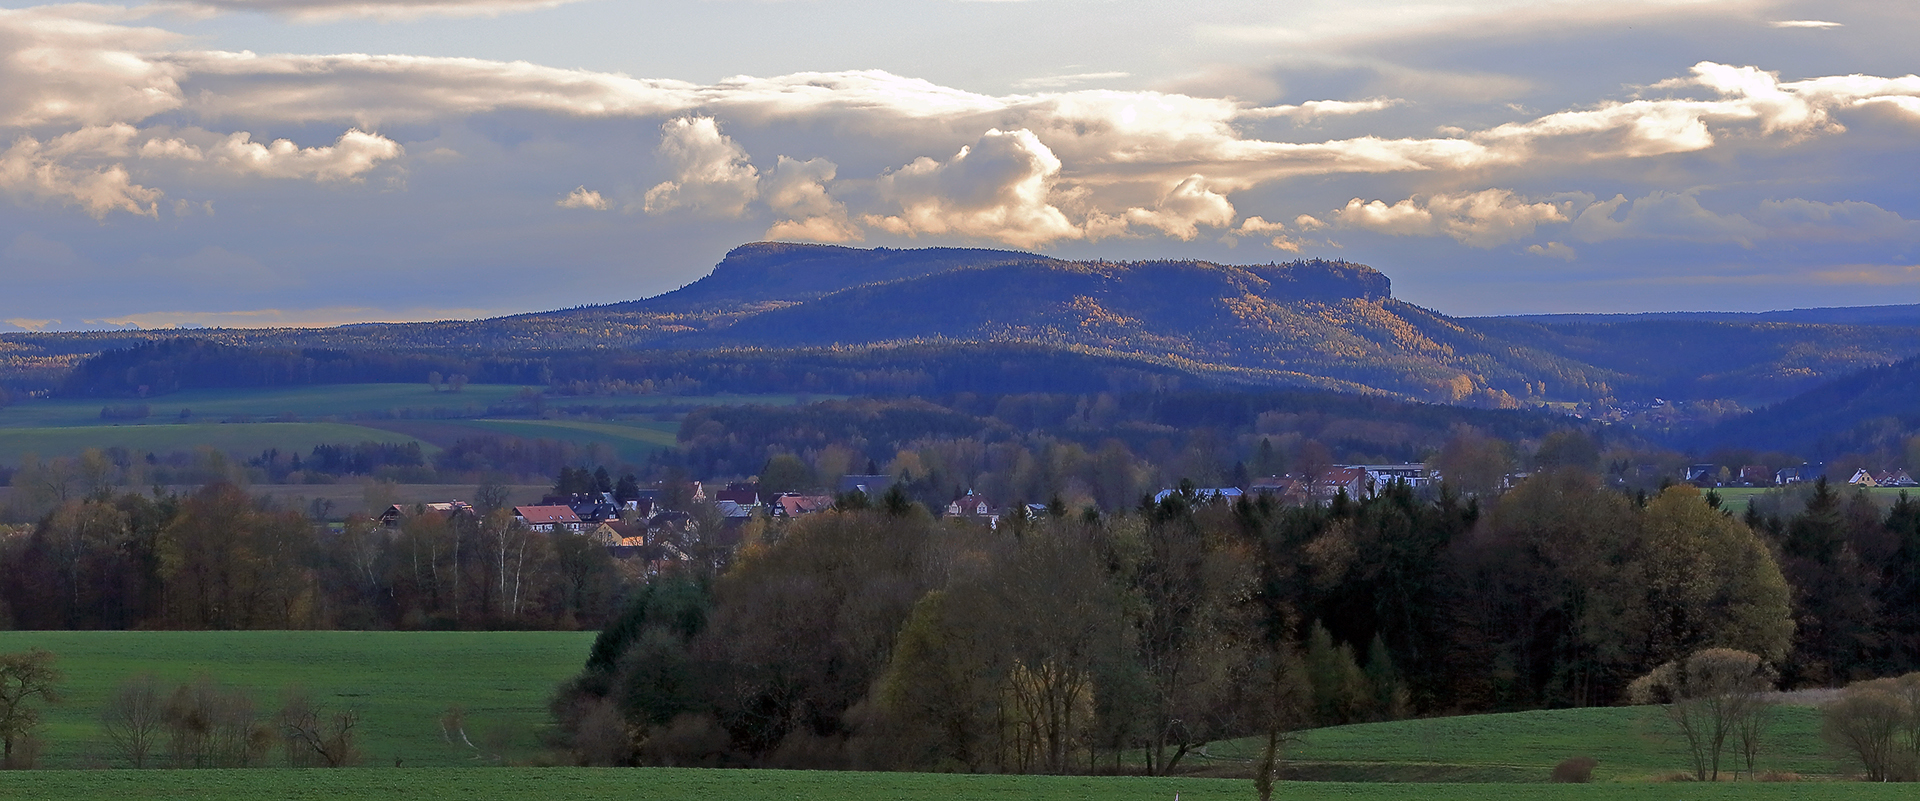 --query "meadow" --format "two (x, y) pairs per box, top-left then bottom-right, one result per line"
(0, 384), (827, 463)
(1713, 485), (1914, 514)
(0, 422), (429, 465)
(0, 769), (1907, 801)
(0, 630), (1880, 800)
(1208, 705), (1833, 782)
(0, 631), (595, 769)
(0, 385), (538, 429)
